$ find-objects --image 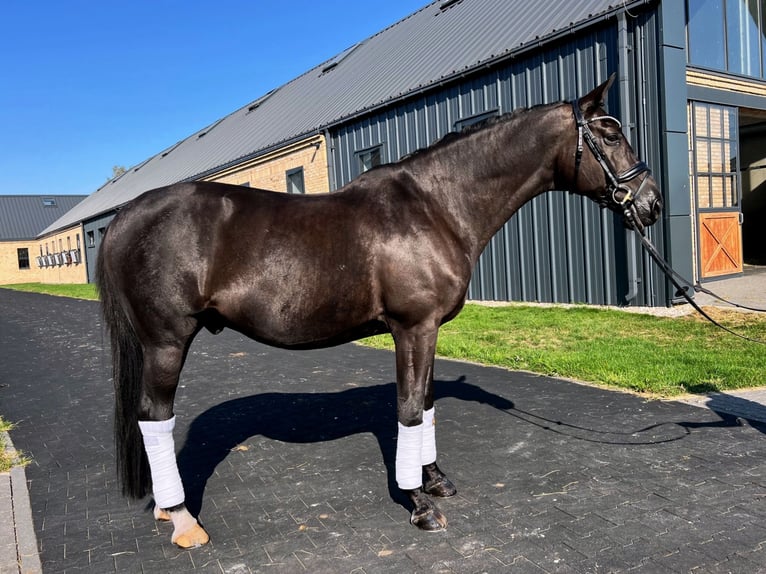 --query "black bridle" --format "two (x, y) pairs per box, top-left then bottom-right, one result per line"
(571, 101), (652, 226)
(571, 102), (765, 343)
